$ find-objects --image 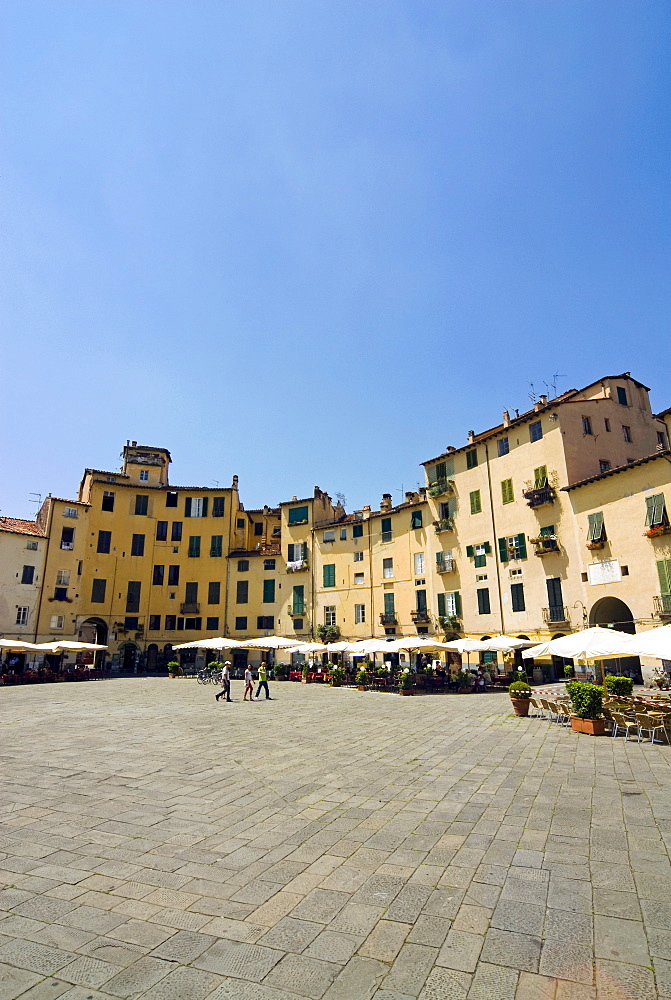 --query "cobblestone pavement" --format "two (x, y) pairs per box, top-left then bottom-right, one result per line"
(1, 679), (671, 999)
